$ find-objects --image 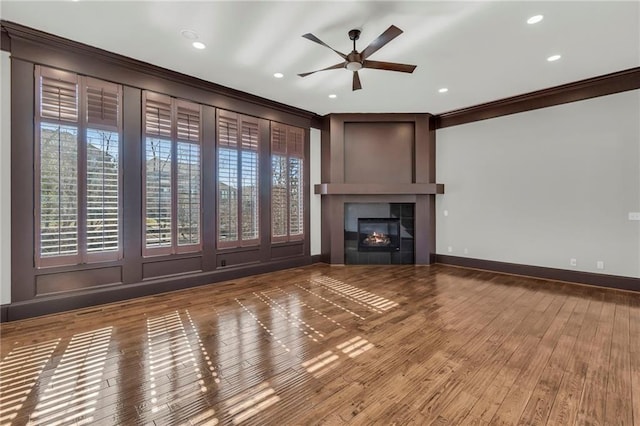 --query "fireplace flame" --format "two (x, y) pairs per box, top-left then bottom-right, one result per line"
(363, 231), (391, 246)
